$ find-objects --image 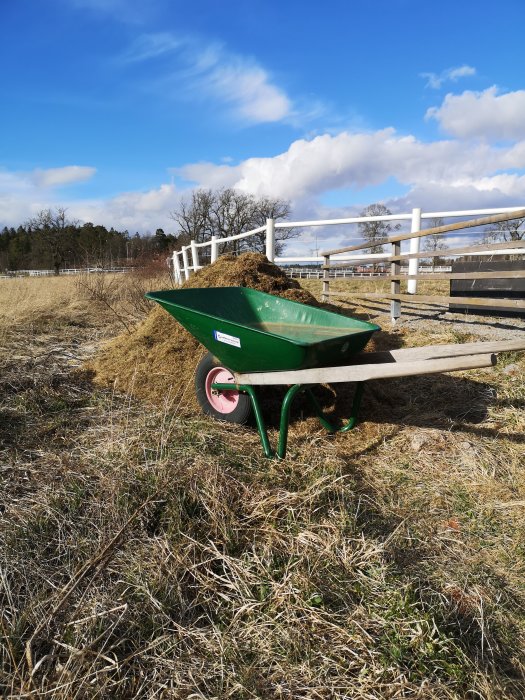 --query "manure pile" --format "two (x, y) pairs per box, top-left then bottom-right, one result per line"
(91, 253), (318, 410)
